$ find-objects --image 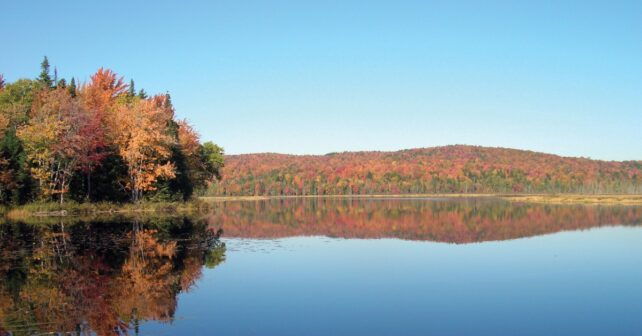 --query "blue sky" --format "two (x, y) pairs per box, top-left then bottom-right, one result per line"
(2, 1), (641, 160)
